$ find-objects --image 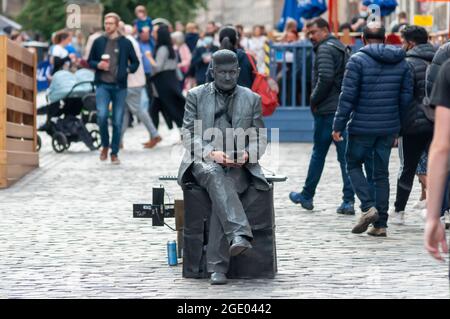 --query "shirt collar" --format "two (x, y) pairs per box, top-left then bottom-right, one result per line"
(213, 83), (237, 97)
